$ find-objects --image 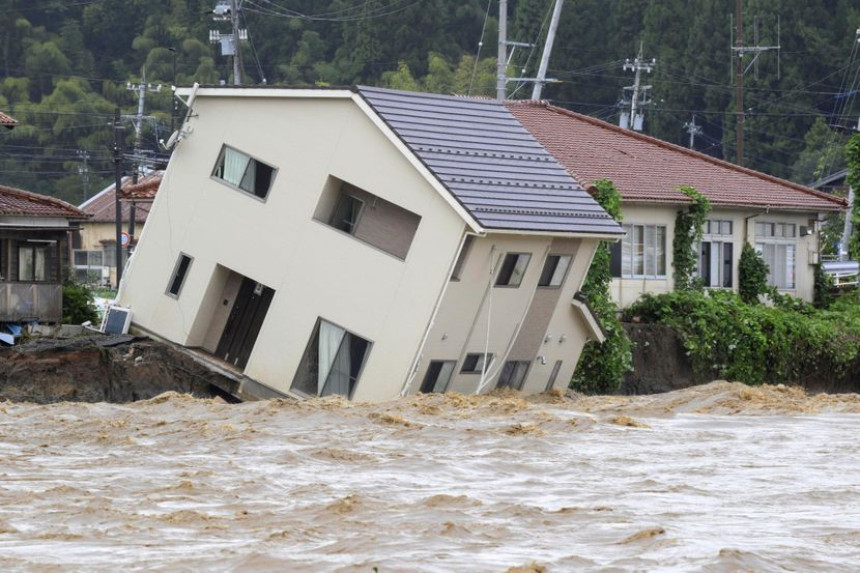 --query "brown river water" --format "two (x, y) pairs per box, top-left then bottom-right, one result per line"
(1, 381), (859, 572)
